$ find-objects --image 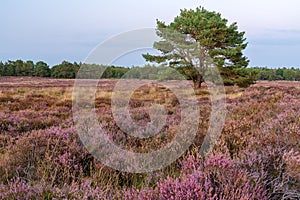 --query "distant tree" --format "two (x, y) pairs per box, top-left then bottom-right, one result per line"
(276, 68), (284, 80)
(295, 70), (300, 81)
(124, 67), (141, 79)
(111, 66), (129, 78)
(24, 60), (35, 76)
(34, 61), (51, 77)
(5, 60), (16, 76)
(143, 6), (256, 88)
(245, 67), (300, 82)
(283, 68), (296, 81)
(102, 67), (113, 78)
(14, 60), (24, 76)
(0, 62), (4, 76)
(51, 61), (79, 78)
